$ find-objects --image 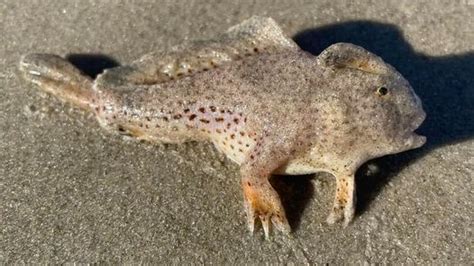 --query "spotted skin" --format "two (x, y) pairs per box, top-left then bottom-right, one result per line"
(19, 17), (426, 238)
